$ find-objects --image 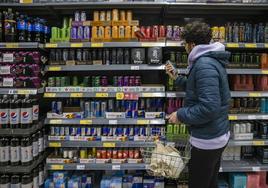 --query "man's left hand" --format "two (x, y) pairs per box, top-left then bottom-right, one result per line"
(167, 112), (180, 124)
